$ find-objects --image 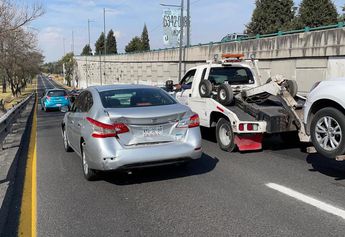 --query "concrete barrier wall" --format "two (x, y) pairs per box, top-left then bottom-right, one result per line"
(74, 27), (345, 94)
